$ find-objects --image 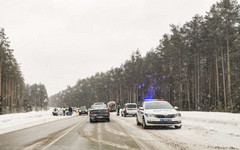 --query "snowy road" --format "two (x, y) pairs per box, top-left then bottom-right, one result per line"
(0, 112), (240, 150)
